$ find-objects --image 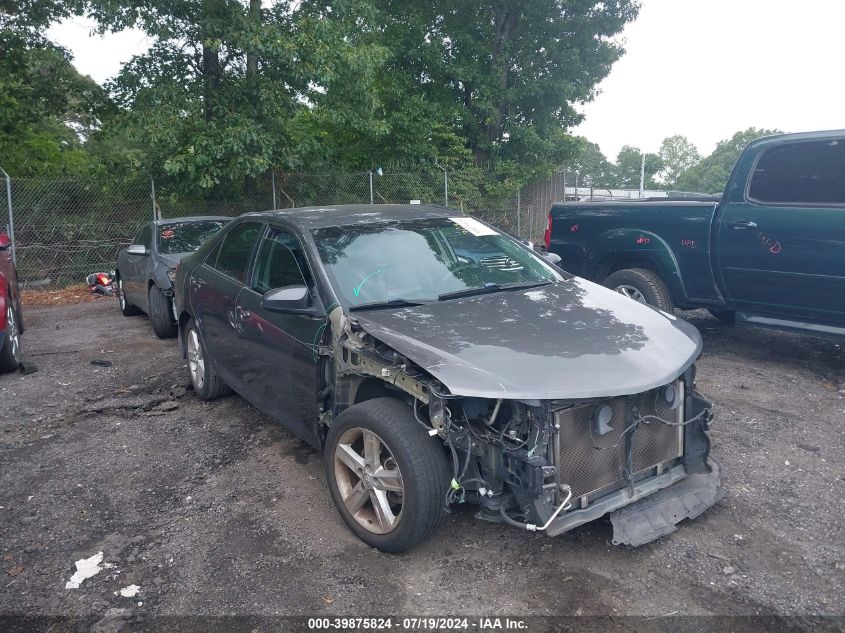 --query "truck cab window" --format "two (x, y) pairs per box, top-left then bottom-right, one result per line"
(749, 139), (845, 205)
